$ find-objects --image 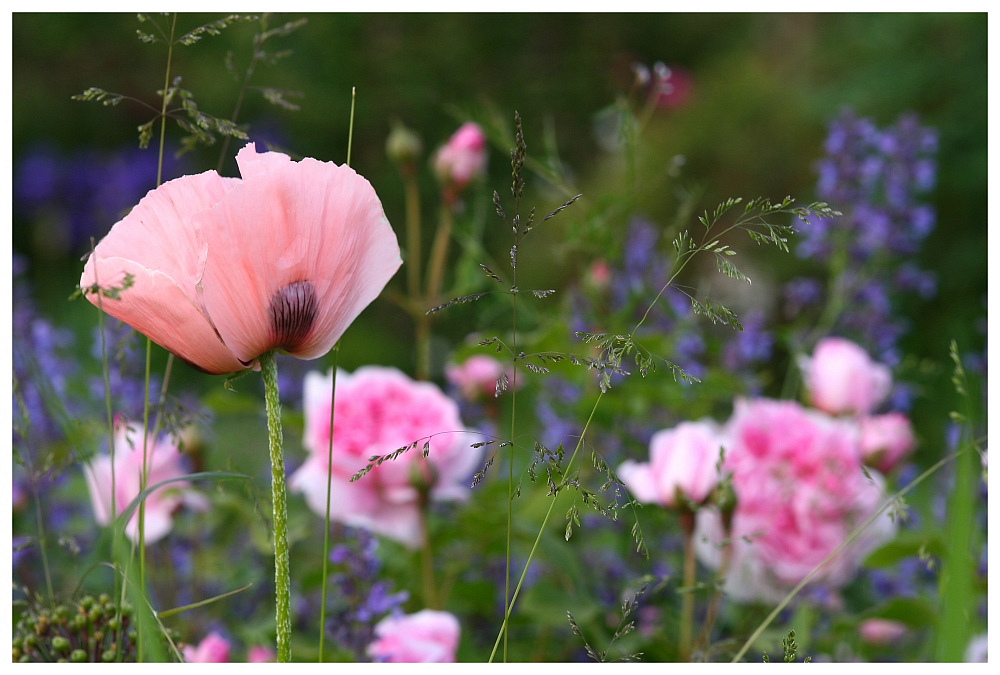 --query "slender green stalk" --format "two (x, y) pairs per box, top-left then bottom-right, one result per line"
(419, 489), (439, 609)
(318, 345), (339, 661)
(260, 351), (292, 662)
(489, 390), (603, 662)
(678, 511), (697, 661)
